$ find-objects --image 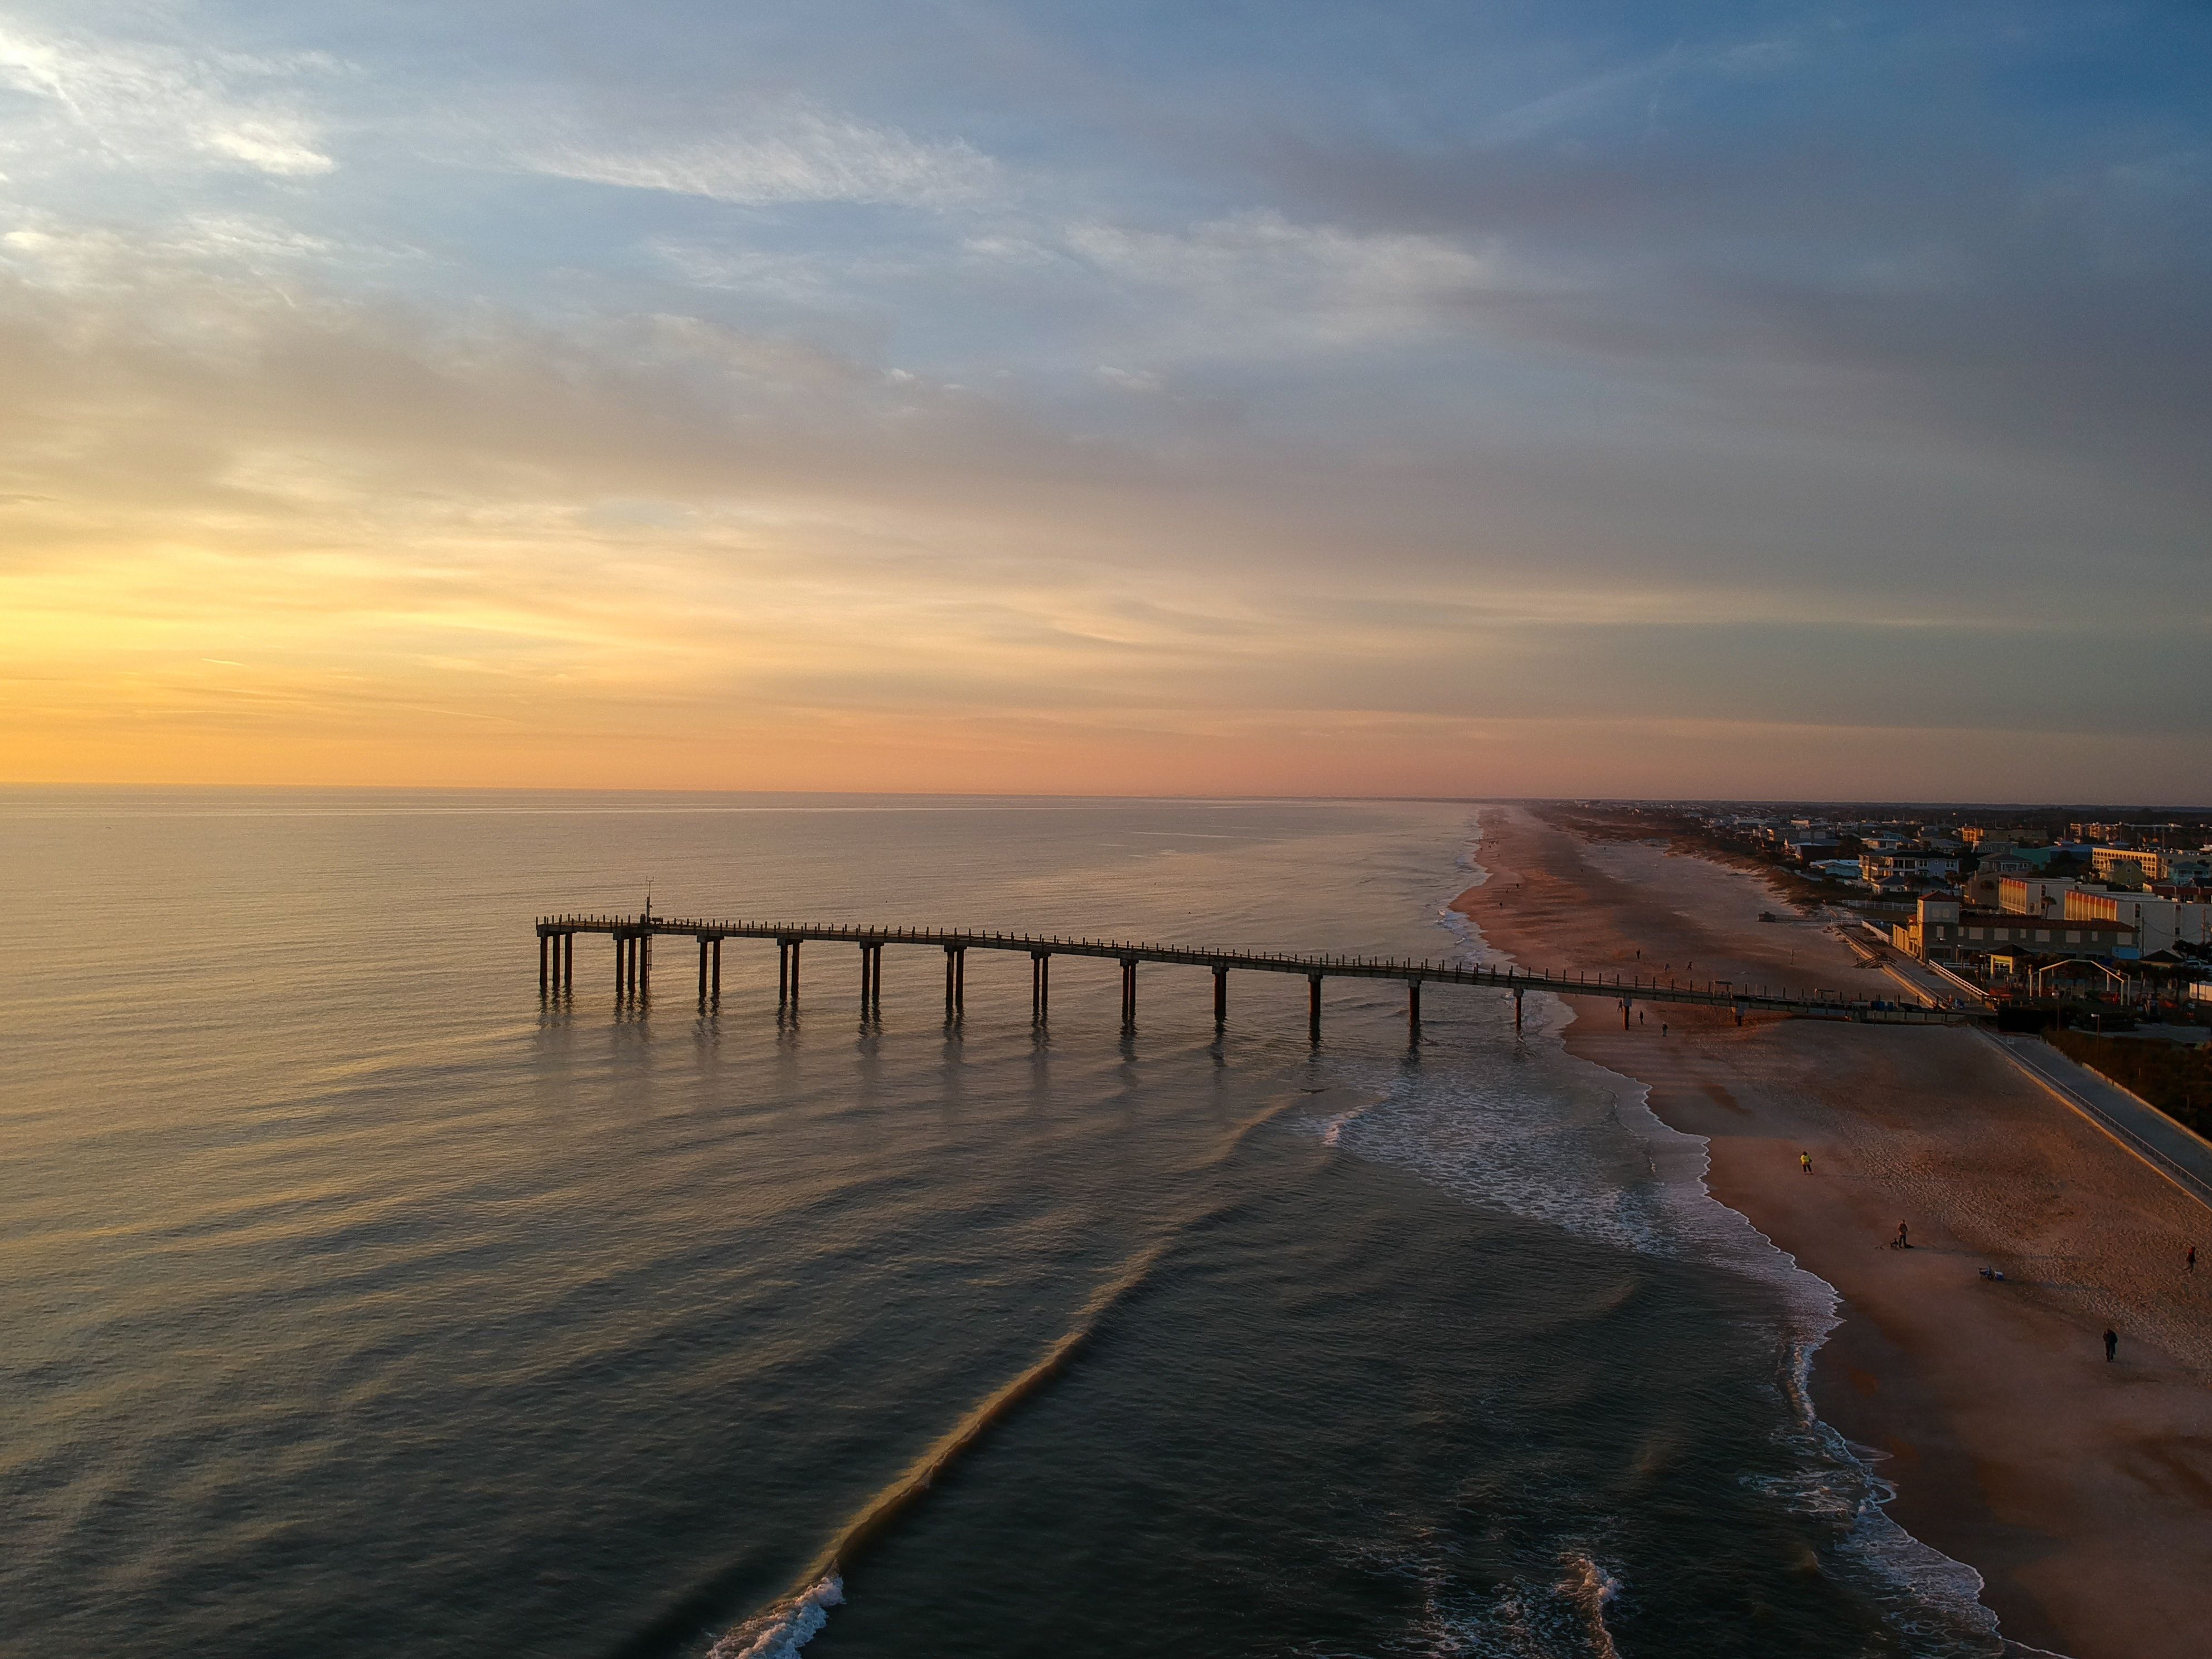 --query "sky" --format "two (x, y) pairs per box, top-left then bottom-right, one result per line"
(1, 1), (2207, 801)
